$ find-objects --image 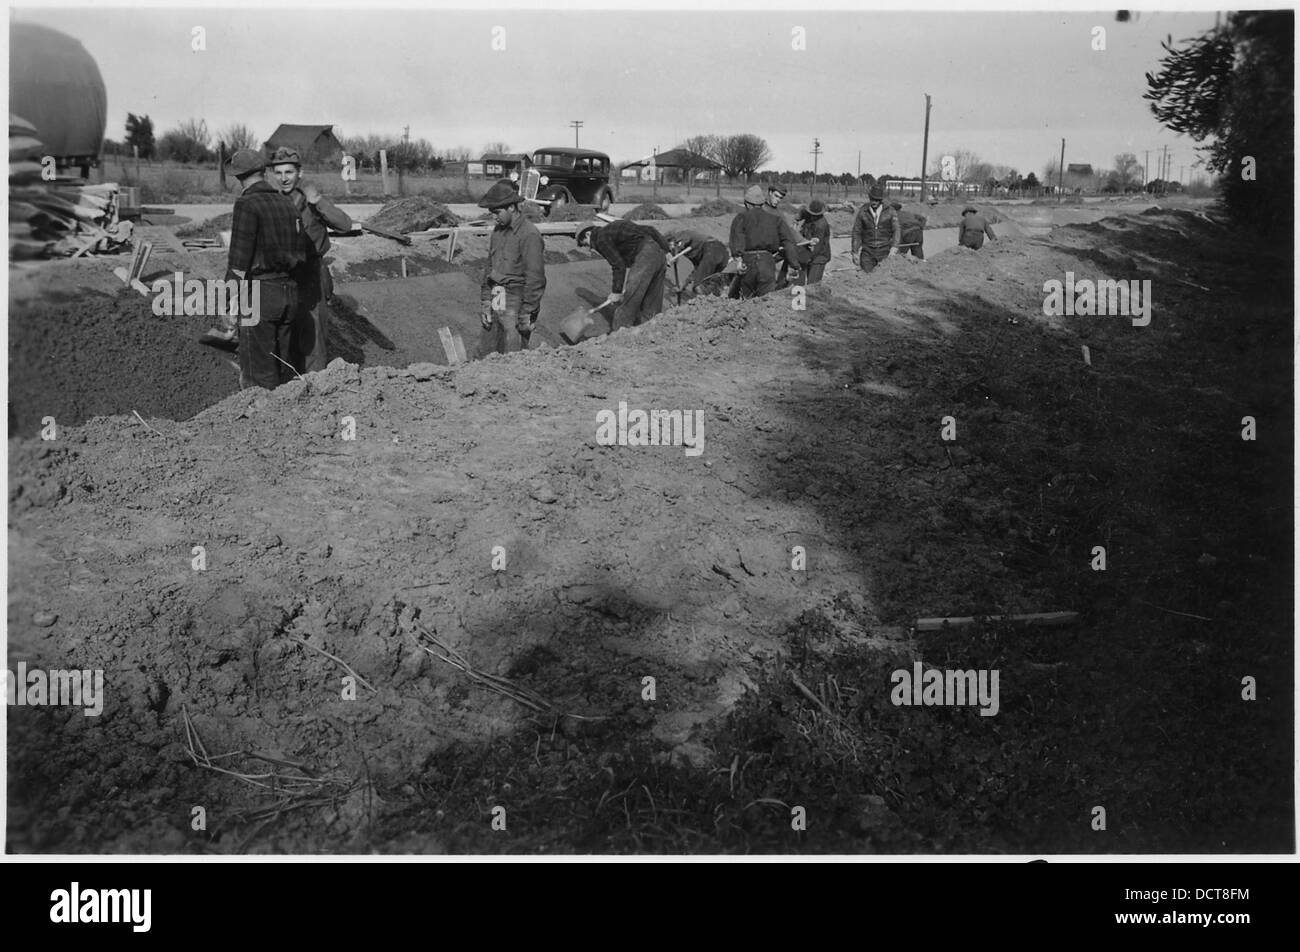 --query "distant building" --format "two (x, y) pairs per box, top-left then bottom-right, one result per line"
(263, 124), (344, 166)
(481, 153), (529, 177)
(621, 148), (724, 186)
